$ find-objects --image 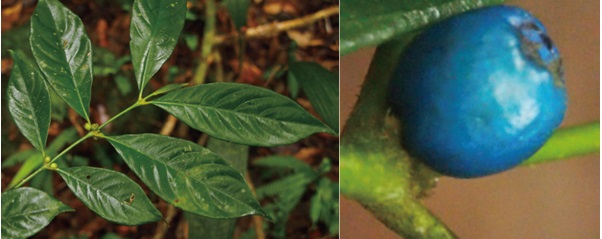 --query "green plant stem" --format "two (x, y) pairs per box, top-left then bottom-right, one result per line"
(522, 121), (600, 166)
(11, 133), (93, 189)
(98, 100), (145, 130)
(193, 0), (216, 85)
(341, 142), (456, 239)
(10, 99), (147, 190)
(341, 37), (457, 238)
